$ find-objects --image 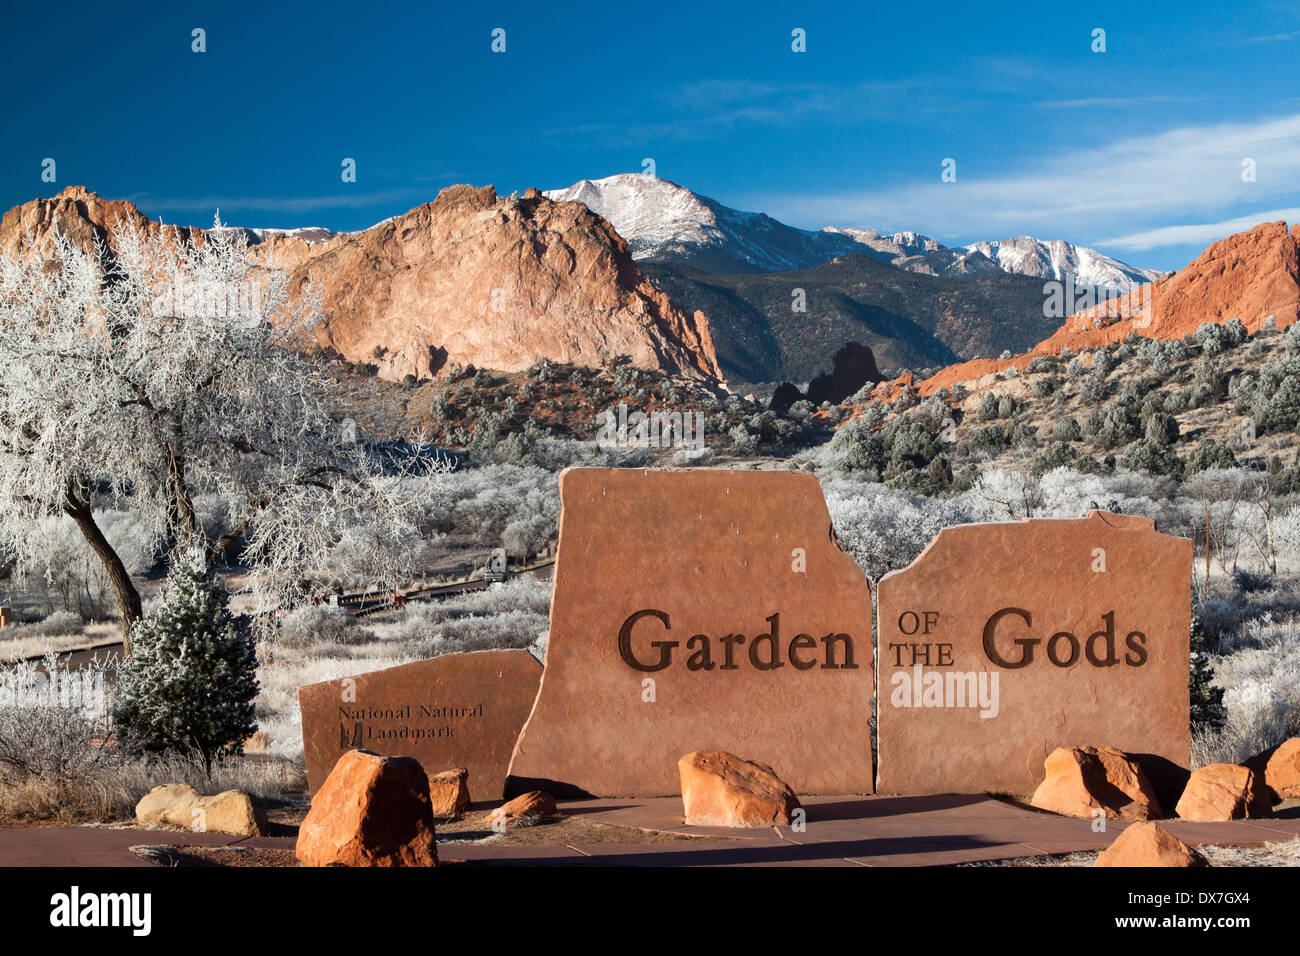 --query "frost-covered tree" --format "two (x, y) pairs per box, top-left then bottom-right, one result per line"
(0, 219), (446, 649)
(113, 560), (257, 776)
